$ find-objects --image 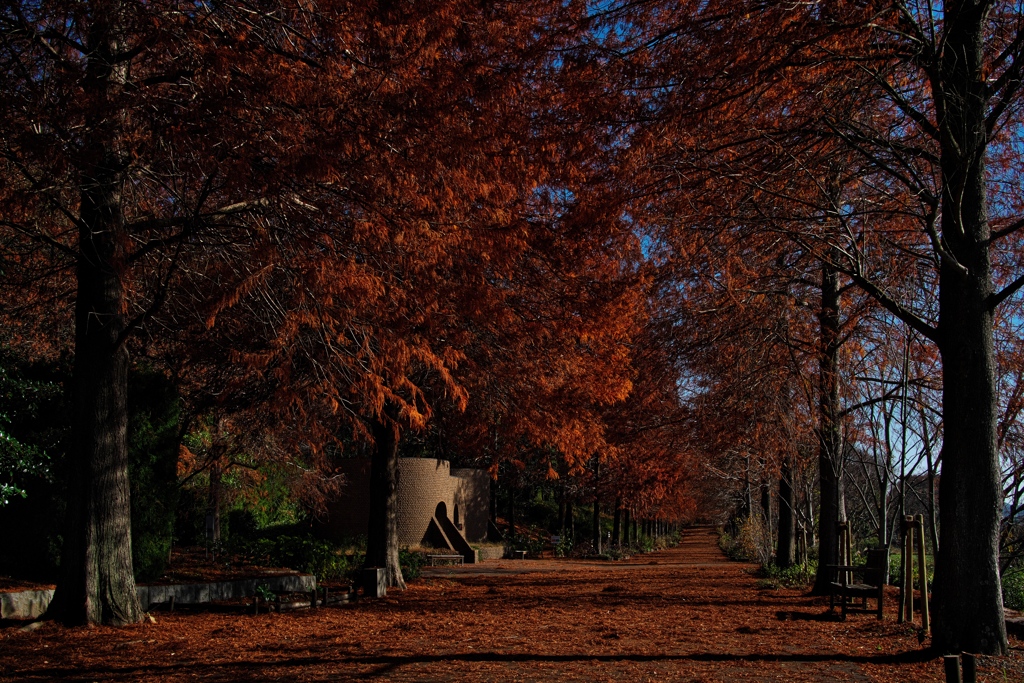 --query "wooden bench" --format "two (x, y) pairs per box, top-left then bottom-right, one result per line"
(428, 554), (464, 566)
(828, 547), (887, 620)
